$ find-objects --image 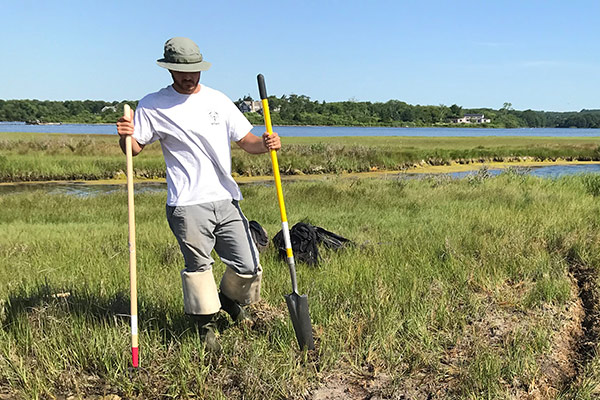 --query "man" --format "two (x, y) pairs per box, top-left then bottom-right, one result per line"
(116, 37), (281, 351)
